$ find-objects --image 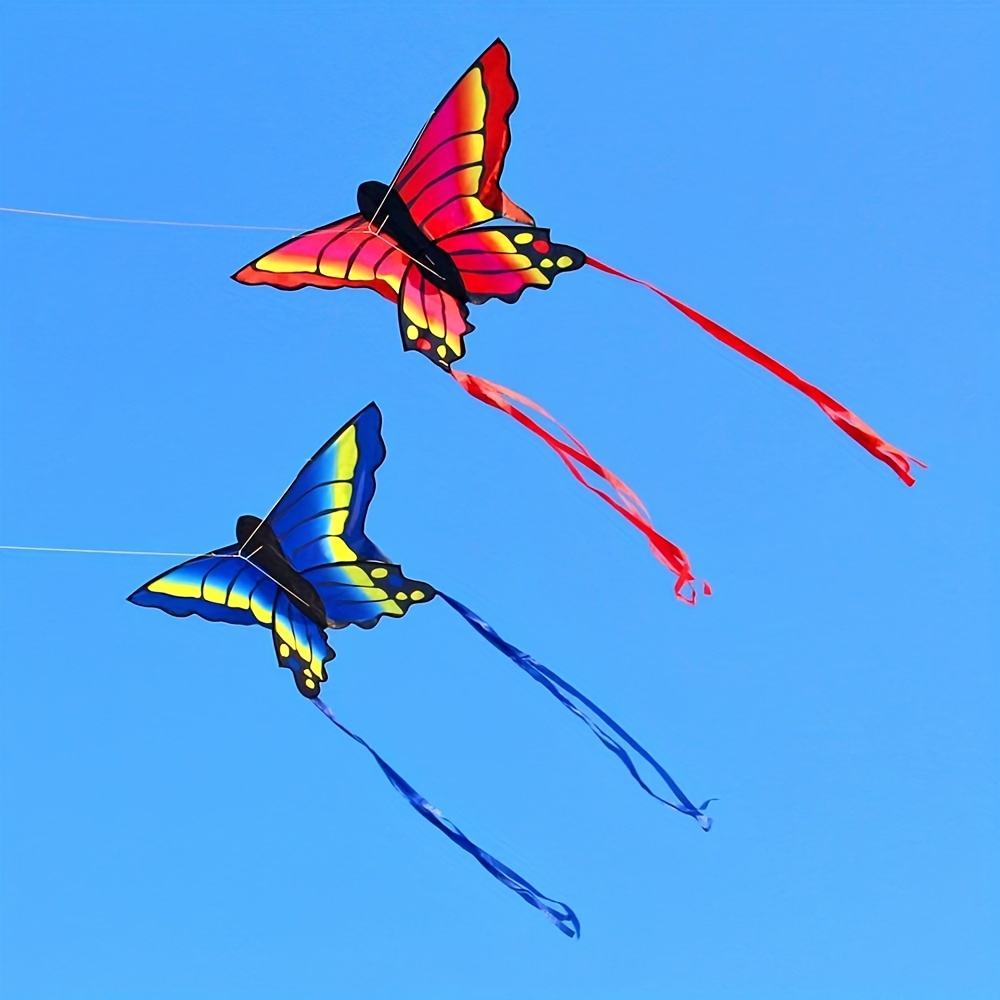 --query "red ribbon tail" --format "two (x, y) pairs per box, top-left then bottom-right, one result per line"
(586, 256), (923, 486)
(451, 369), (705, 604)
